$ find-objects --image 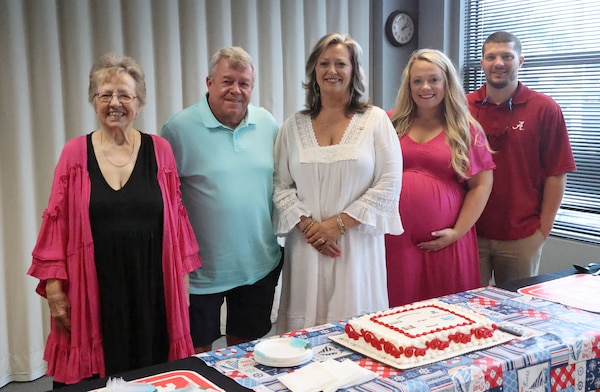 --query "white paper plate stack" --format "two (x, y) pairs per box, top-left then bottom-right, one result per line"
(254, 337), (313, 367)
